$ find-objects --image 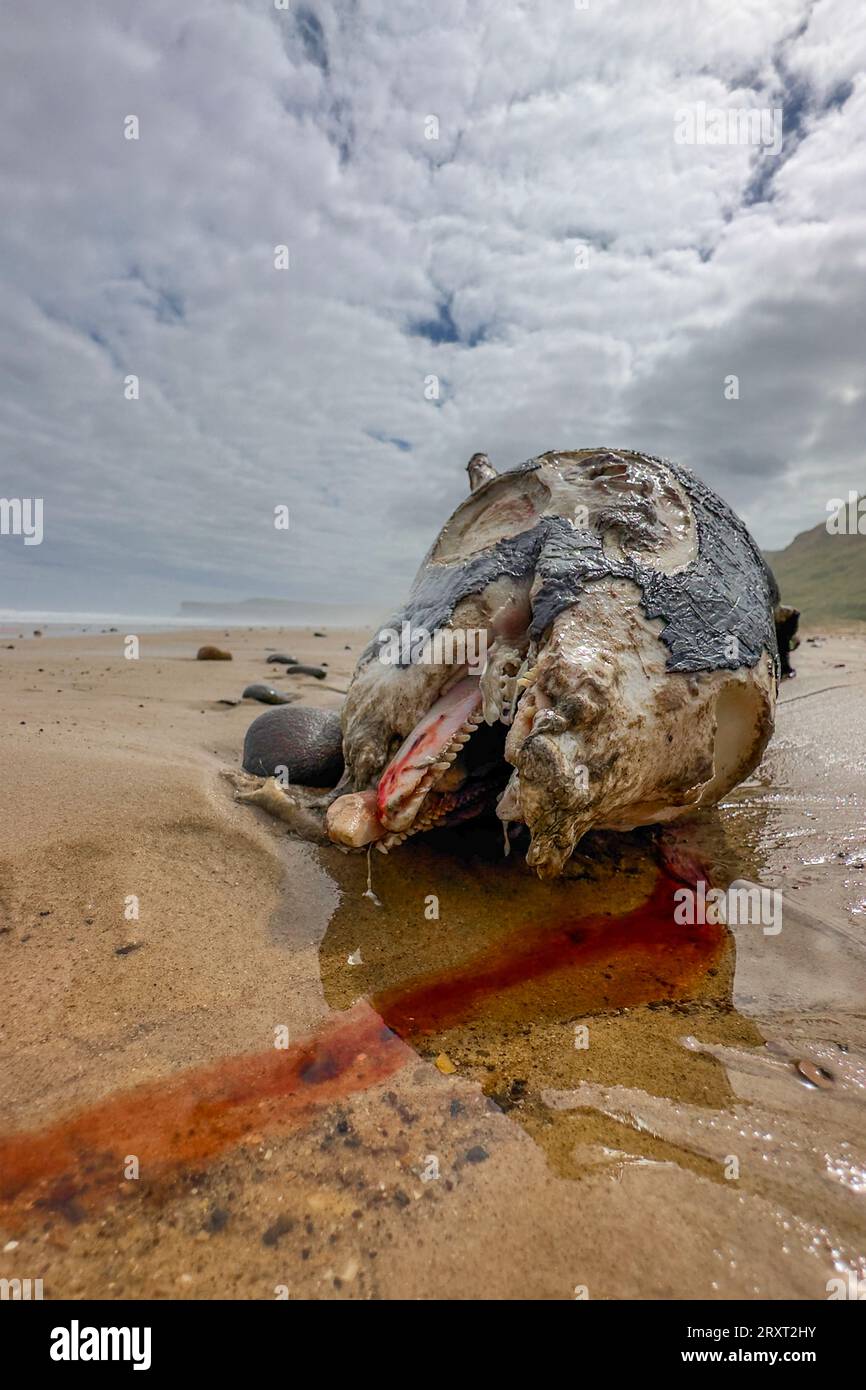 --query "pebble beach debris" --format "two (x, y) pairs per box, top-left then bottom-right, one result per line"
(242, 684), (297, 705)
(281, 665), (327, 680)
(435, 1054), (457, 1075)
(196, 645), (232, 661)
(795, 1060), (834, 1089)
